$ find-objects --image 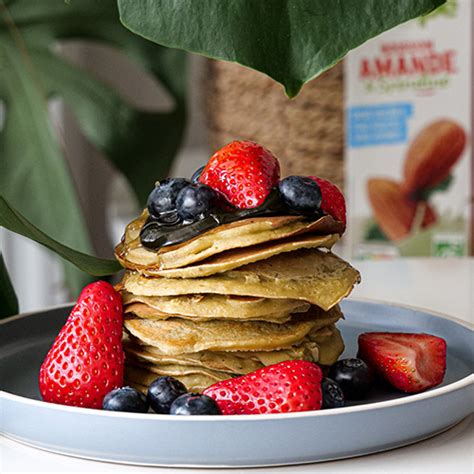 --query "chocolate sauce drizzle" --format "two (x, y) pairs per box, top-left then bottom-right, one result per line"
(140, 189), (323, 250)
